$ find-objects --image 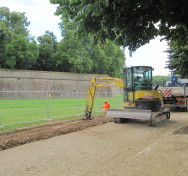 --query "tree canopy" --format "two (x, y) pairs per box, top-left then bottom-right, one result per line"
(0, 7), (125, 77)
(153, 75), (170, 86)
(166, 37), (188, 76)
(50, 0), (188, 53)
(0, 7), (35, 68)
(54, 19), (125, 77)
